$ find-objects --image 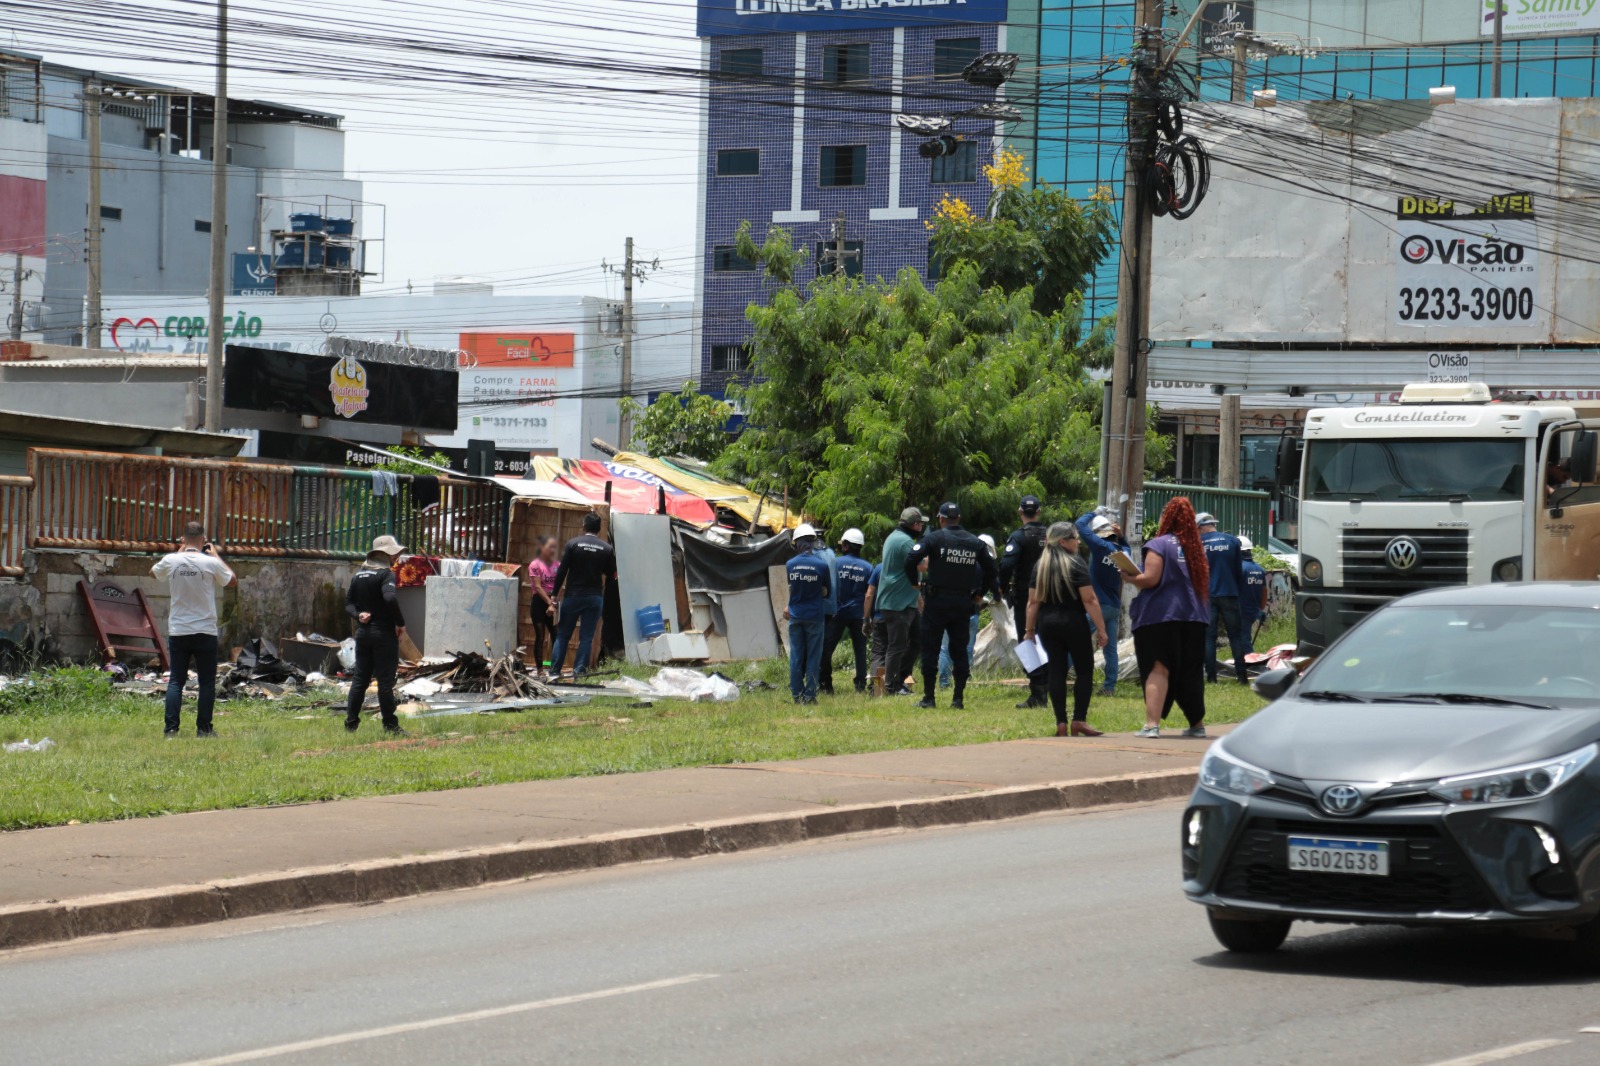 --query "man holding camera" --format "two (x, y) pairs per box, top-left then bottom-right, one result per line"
(150, 521), (236, 737)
